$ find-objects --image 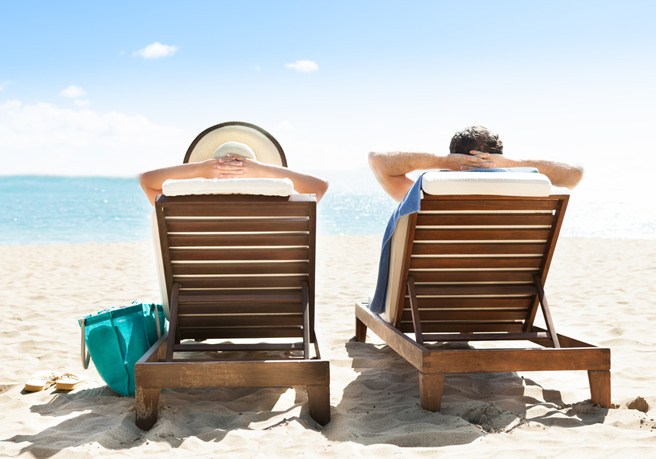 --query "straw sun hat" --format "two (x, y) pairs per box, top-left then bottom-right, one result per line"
(183, 121), (287, 167)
